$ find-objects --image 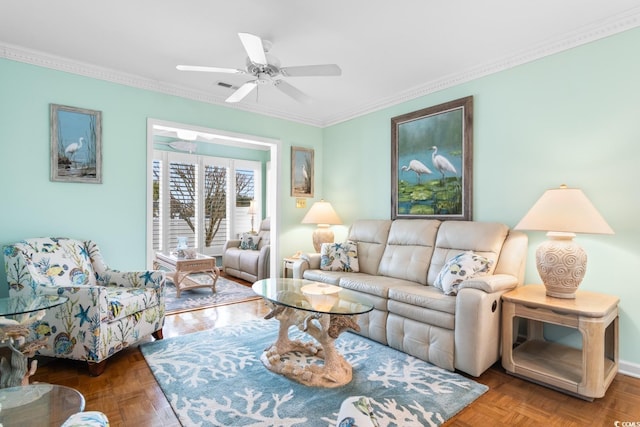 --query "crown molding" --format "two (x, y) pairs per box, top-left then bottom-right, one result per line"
(321, 7), (640, 127)
(2, 7), (639, 129)
(0, 43), (325, 127)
